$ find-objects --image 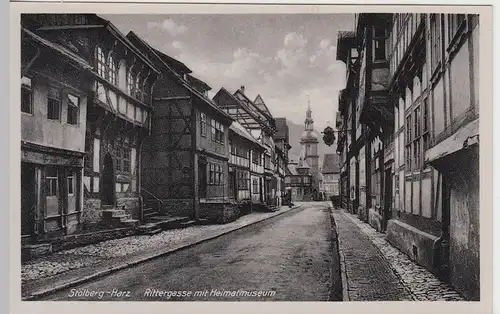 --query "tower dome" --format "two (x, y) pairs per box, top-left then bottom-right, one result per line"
(300, 130), (319, 142)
